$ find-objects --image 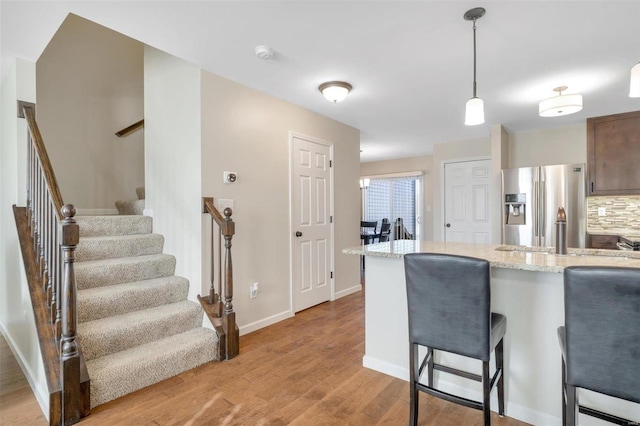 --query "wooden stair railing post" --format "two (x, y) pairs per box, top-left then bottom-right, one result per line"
(221, 208), (238, 359)
(60, 204), (81, 425)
